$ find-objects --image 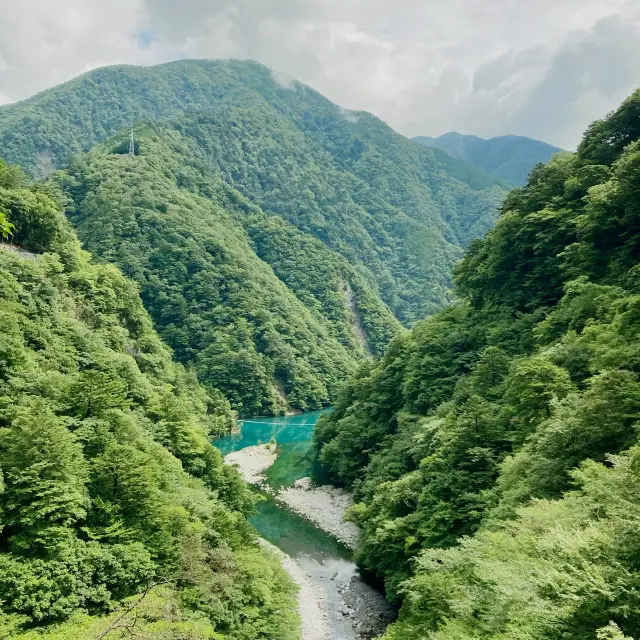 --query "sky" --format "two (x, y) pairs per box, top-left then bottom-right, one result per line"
(1, 0), (639, 149)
